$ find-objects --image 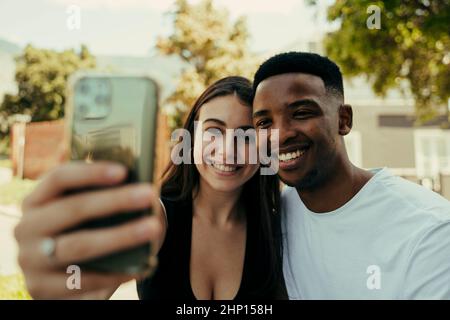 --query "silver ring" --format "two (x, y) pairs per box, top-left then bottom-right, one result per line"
(40, 237), (57, 263)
